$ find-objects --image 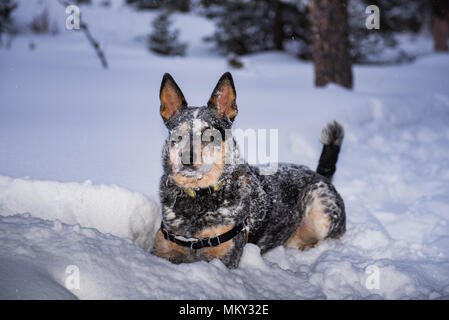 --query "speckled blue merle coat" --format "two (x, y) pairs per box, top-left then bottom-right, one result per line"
(151, 72), (346, 268)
